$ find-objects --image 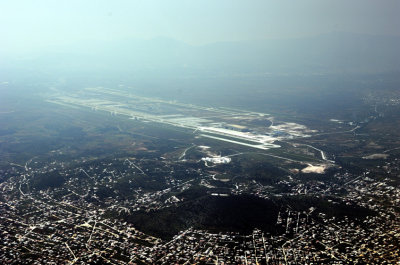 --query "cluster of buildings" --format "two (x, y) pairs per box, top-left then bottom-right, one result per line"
(1, 150), (399, 264)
